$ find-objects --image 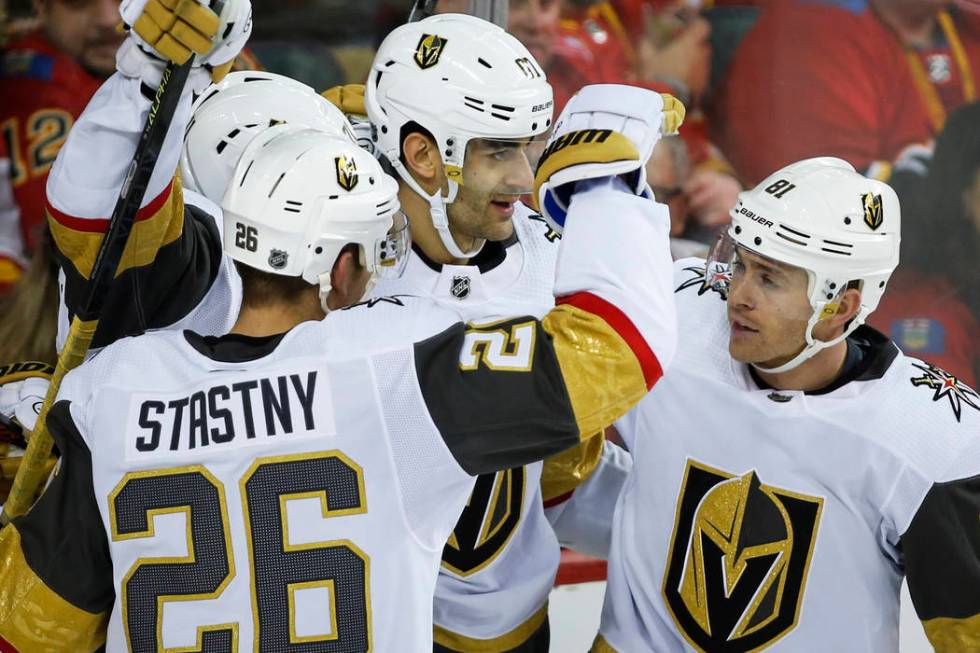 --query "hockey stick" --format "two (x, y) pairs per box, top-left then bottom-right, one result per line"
(0, 33), (210, 524)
